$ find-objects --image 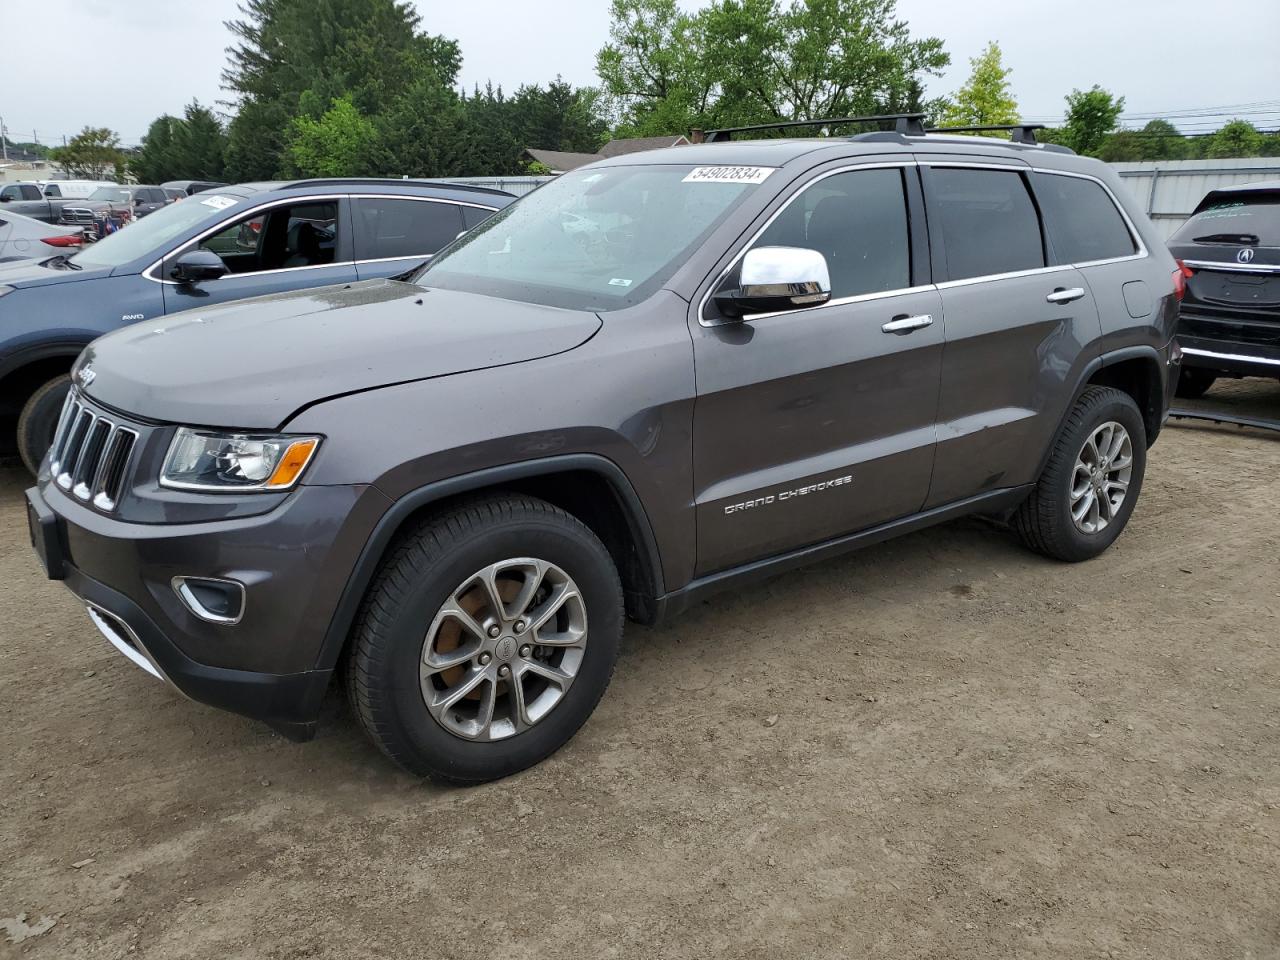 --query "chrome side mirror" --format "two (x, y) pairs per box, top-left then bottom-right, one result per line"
(714, 246), (831, 319)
